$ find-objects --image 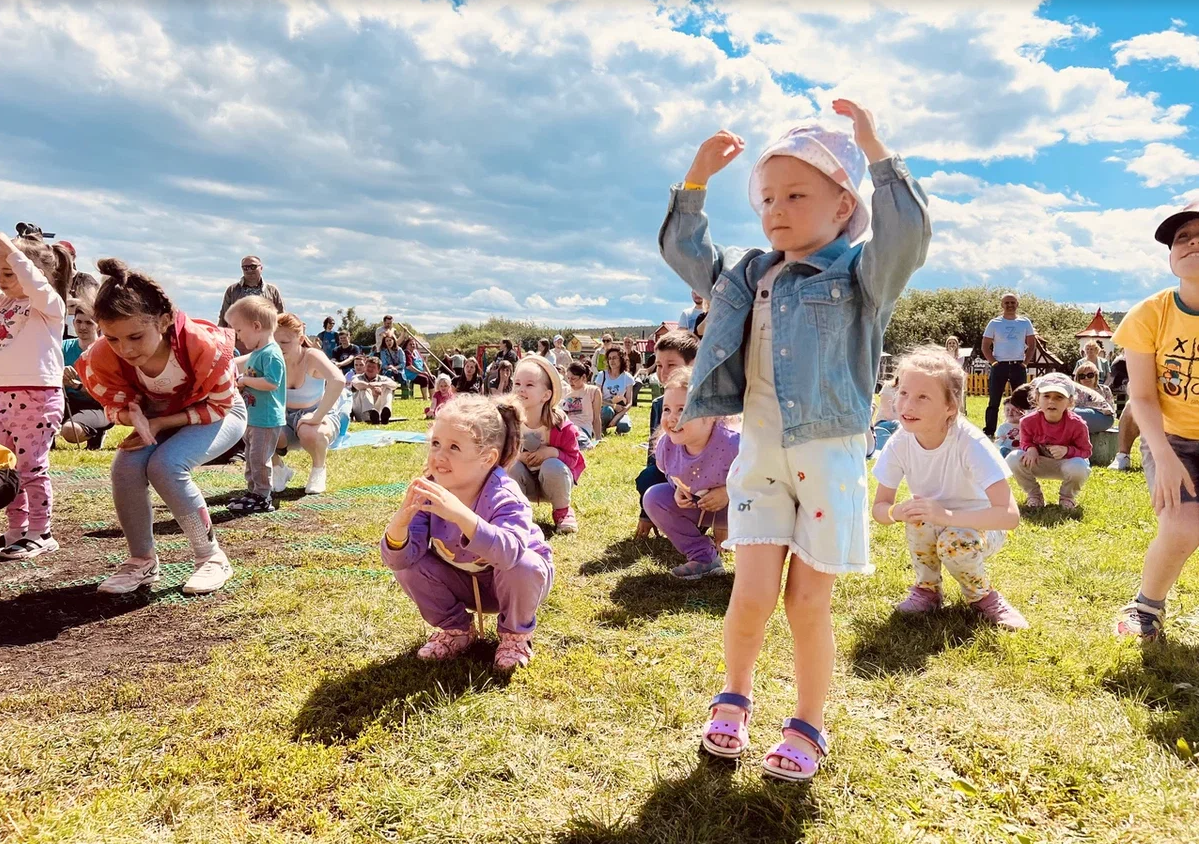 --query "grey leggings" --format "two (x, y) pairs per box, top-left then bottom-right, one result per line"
(508, 458), (574, 510)
(111, 399), (247, 560)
